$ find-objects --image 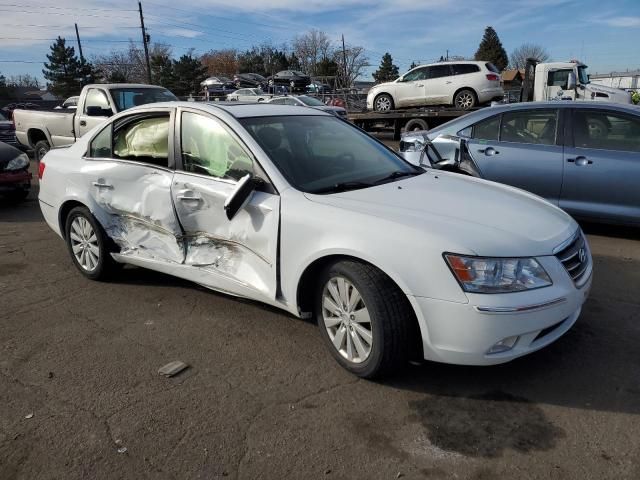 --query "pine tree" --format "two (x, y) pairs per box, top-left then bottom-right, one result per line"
(372, 53), (399, 83)
(171, 53), (207, 97)
(409, 61), (418, 70)
(474, 26), (508, 71)
(150, 52), (175, 90)
(42, 37), (84, 98)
